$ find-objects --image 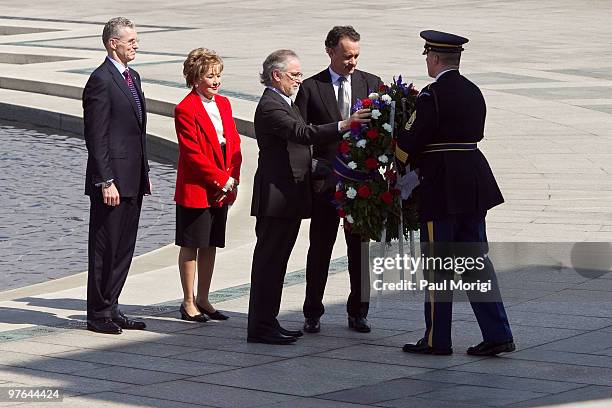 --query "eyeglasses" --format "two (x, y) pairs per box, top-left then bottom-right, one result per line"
(283, 71), (303, 81)
(112, 38), (139, 47)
